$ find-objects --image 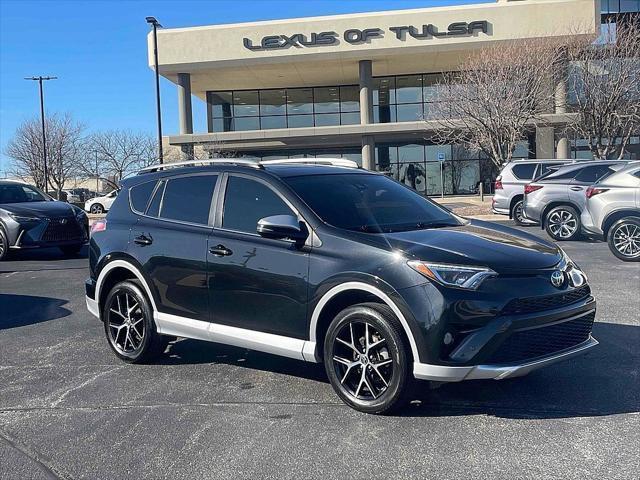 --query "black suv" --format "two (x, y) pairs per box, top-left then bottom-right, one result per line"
(86, 159), (597, 414)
